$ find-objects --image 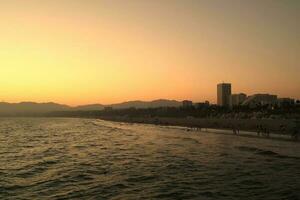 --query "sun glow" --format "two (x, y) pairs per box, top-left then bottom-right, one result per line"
(0, 0), (299, 105)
